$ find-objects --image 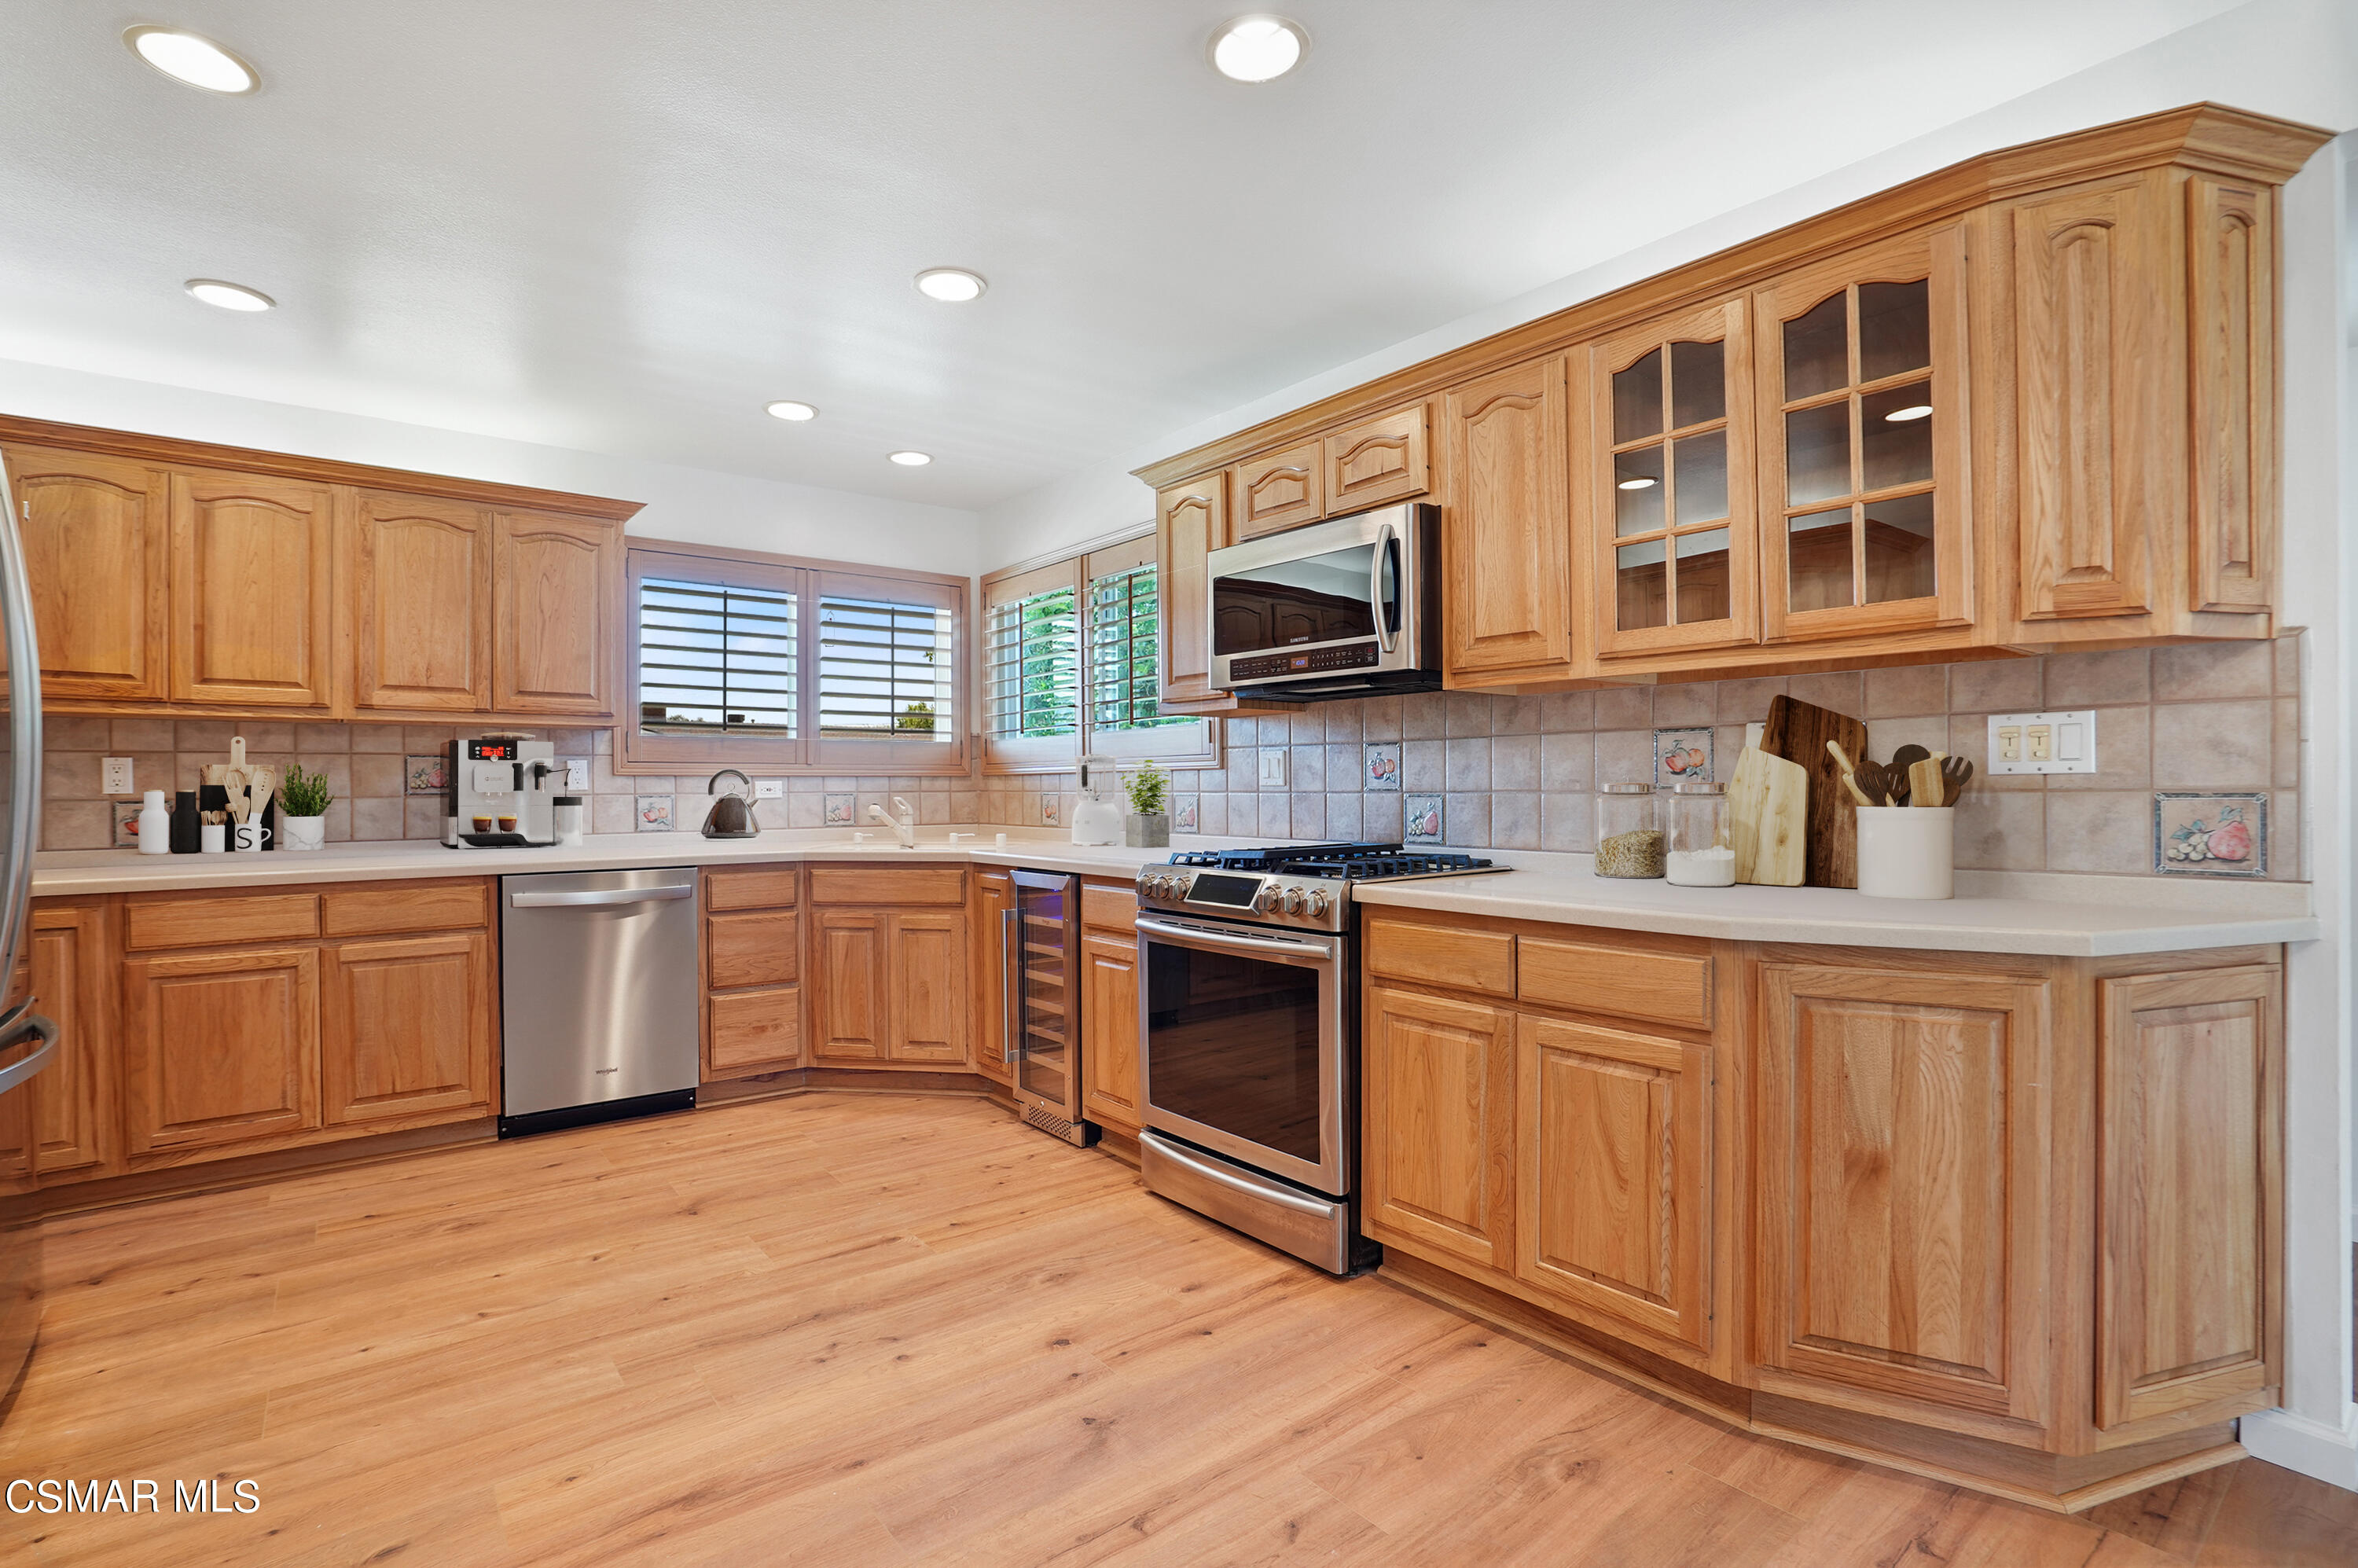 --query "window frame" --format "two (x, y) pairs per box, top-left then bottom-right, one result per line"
(618, 540), (969, 777)
(980, 527), (1217, 776)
